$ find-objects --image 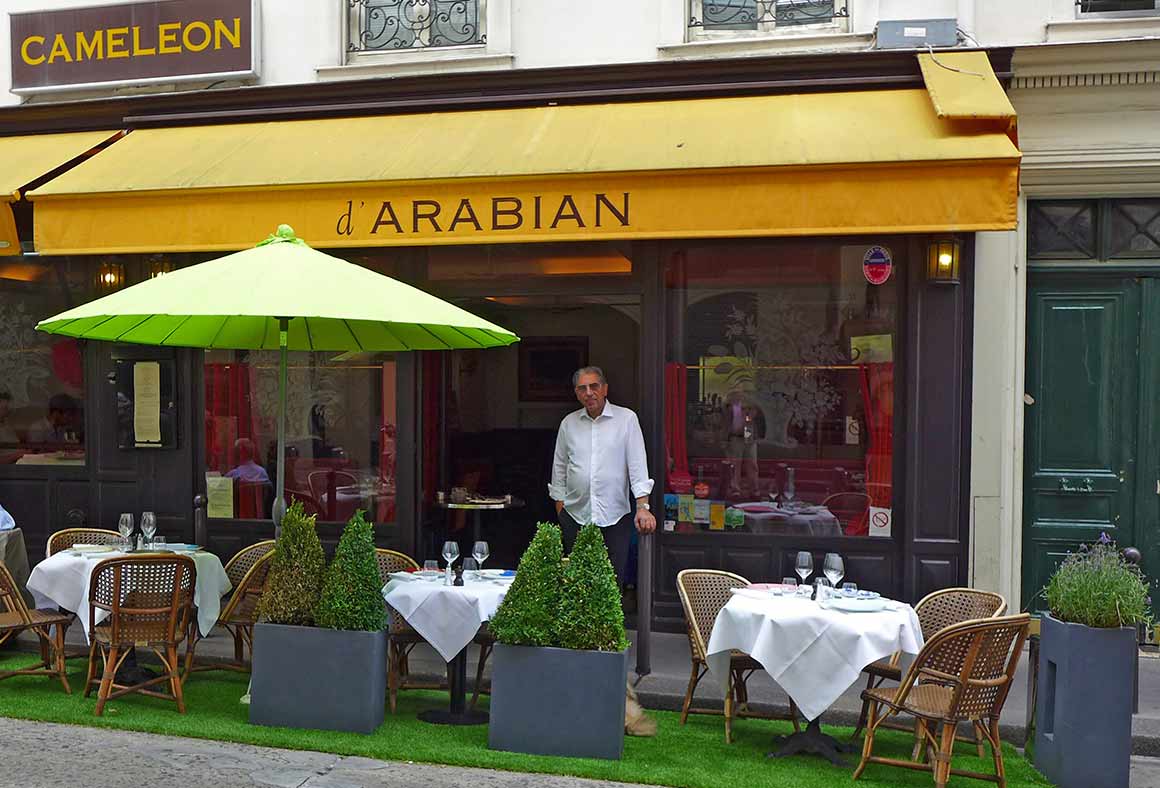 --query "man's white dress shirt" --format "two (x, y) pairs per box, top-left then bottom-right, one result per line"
(548, 401), (654, 528)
